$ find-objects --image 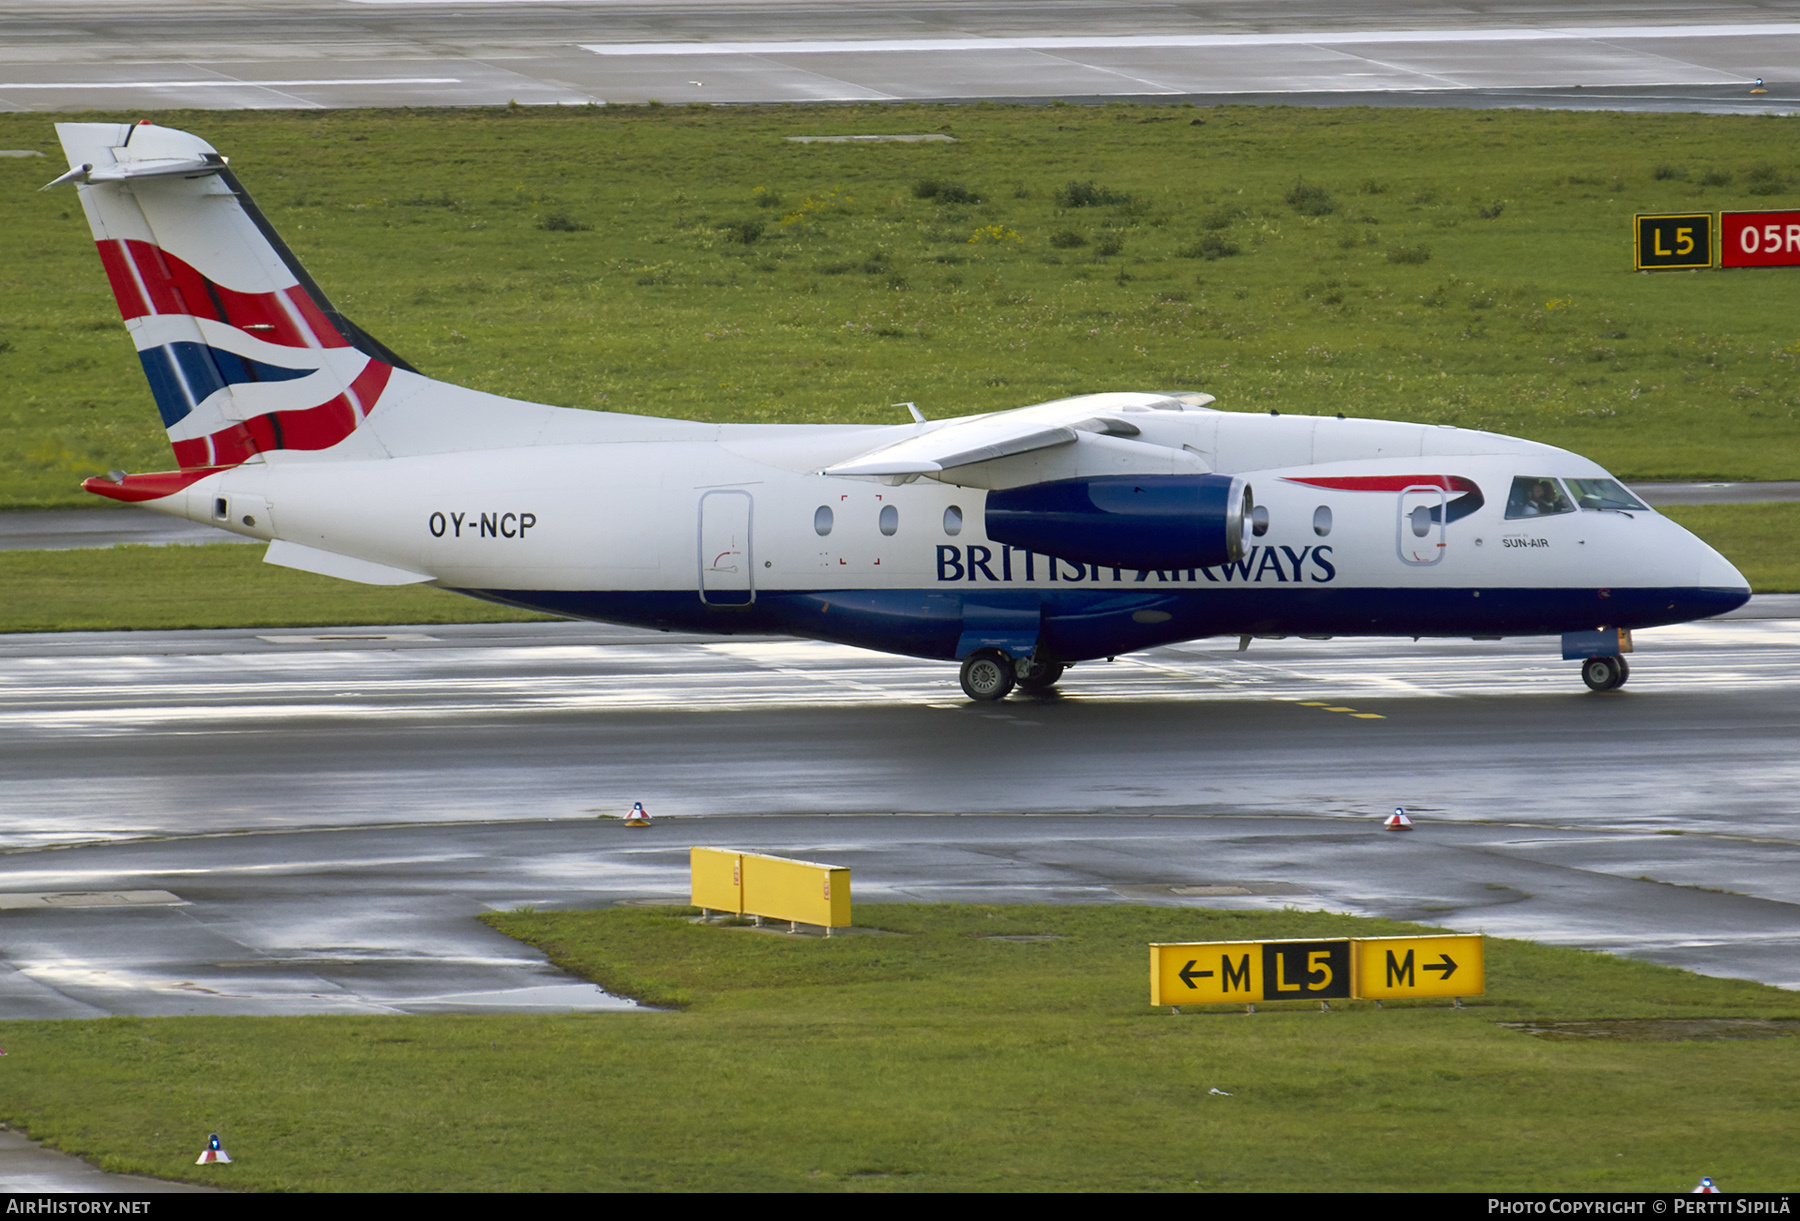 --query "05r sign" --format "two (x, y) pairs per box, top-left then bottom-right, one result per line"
(1721, 211), (1800, 268)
